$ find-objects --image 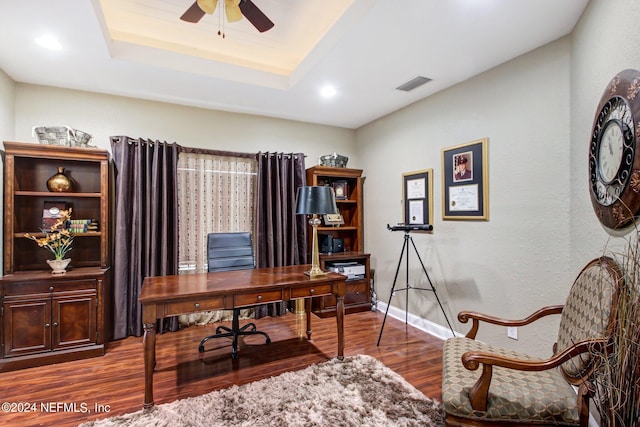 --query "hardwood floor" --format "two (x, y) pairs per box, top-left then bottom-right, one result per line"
(0, 310), (445, 427)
